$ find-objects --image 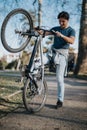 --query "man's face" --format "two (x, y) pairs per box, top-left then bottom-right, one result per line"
(58, 18), (69, 29)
